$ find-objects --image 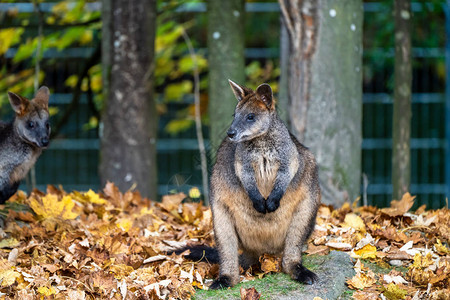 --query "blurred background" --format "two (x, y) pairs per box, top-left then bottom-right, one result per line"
(0, 0), (448, 208)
